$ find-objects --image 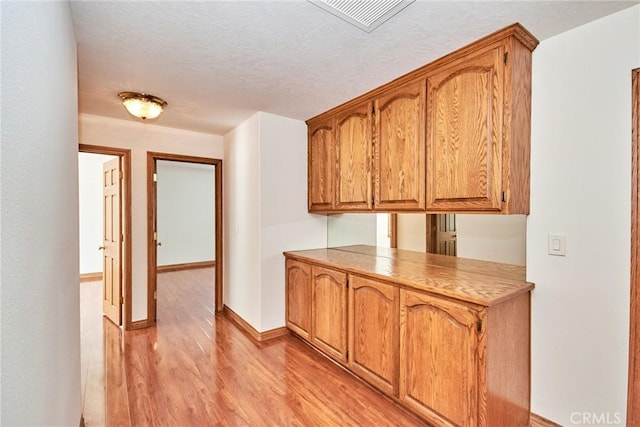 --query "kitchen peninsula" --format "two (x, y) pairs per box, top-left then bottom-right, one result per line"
(284, 245), (533, 426)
